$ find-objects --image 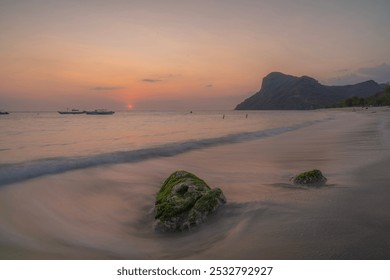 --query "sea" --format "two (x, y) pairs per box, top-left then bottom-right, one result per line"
(0, 110), (331, 185)
(1, 109), (390, 259)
